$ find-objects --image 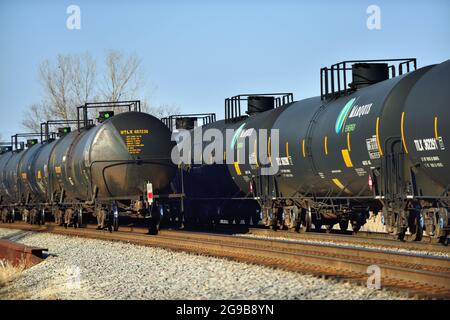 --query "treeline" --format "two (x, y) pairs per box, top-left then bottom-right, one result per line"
(22, 50), (178, 132)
